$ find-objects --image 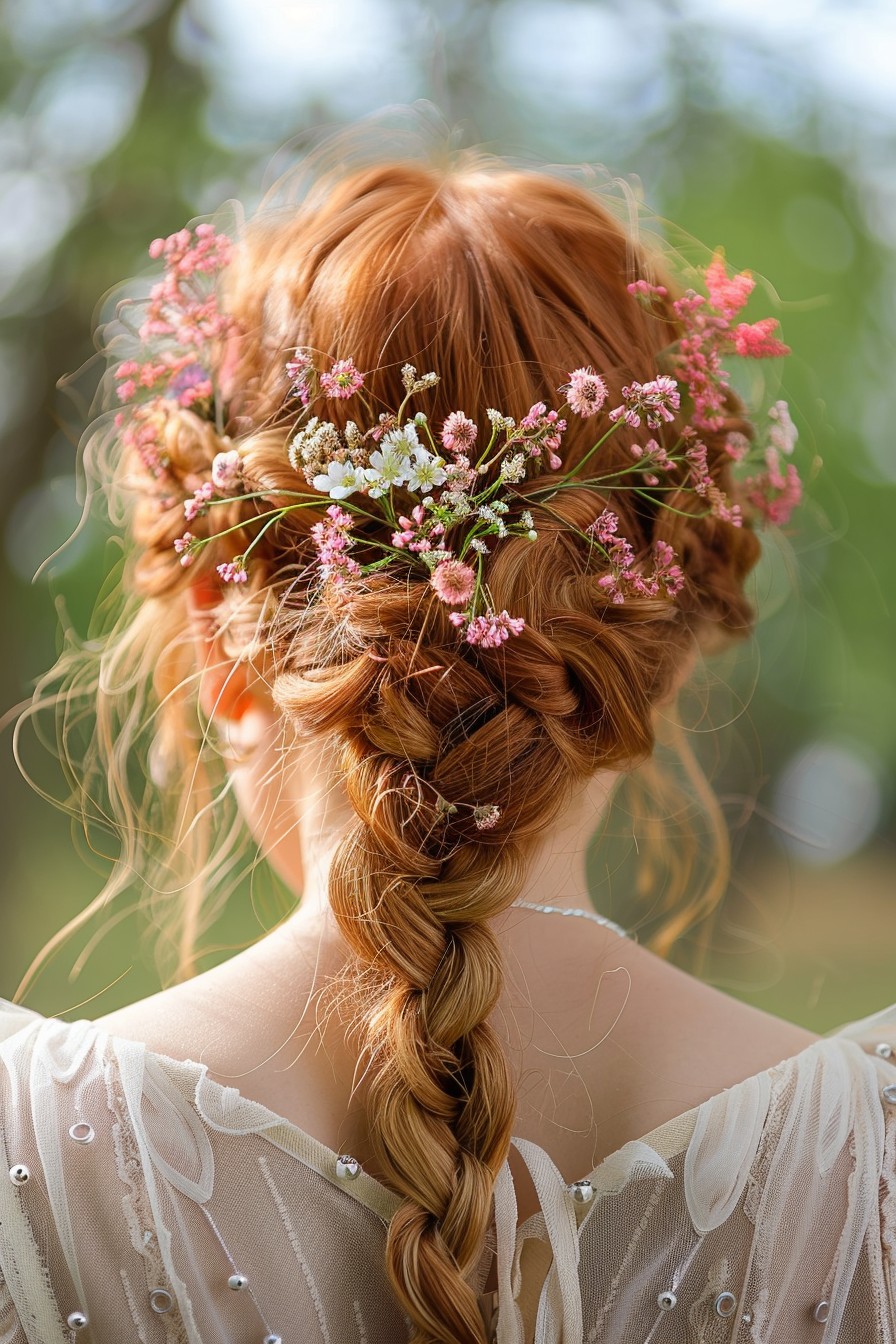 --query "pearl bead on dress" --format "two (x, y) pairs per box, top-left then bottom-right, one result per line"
(882, 1083), (896, 1104)
(68, 1122), (95, 1144)
(714, 1291), (737, 1316)
(228, 1273), (249, 1291)
(567, 1179), (594, 1204)
(149, 1288), (173, 1313)
(9, 1163), (29, 1185)
(813, 1299), (830, 1323)
(657, 1290), (677, 1310)
(875, 1042), (893, 1059)
(336, 1155), (361, 1179)
(66, 1311), (88, 1330)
